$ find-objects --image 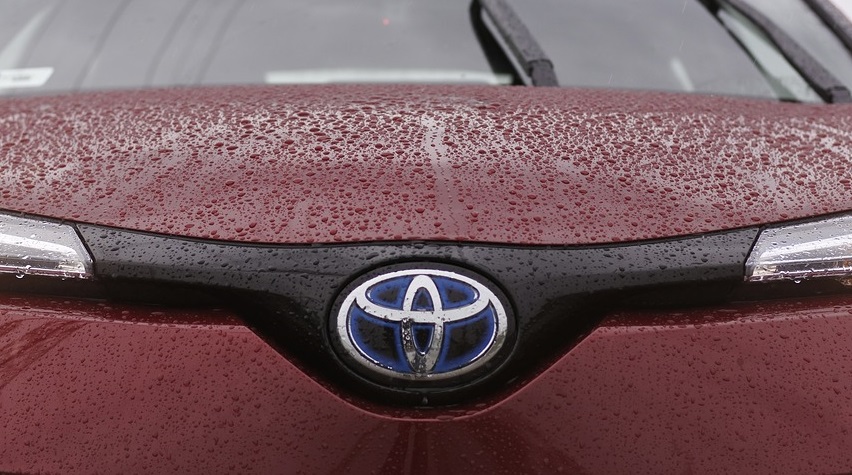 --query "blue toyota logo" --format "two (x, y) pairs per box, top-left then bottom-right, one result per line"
(333, 267), (510, 382)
